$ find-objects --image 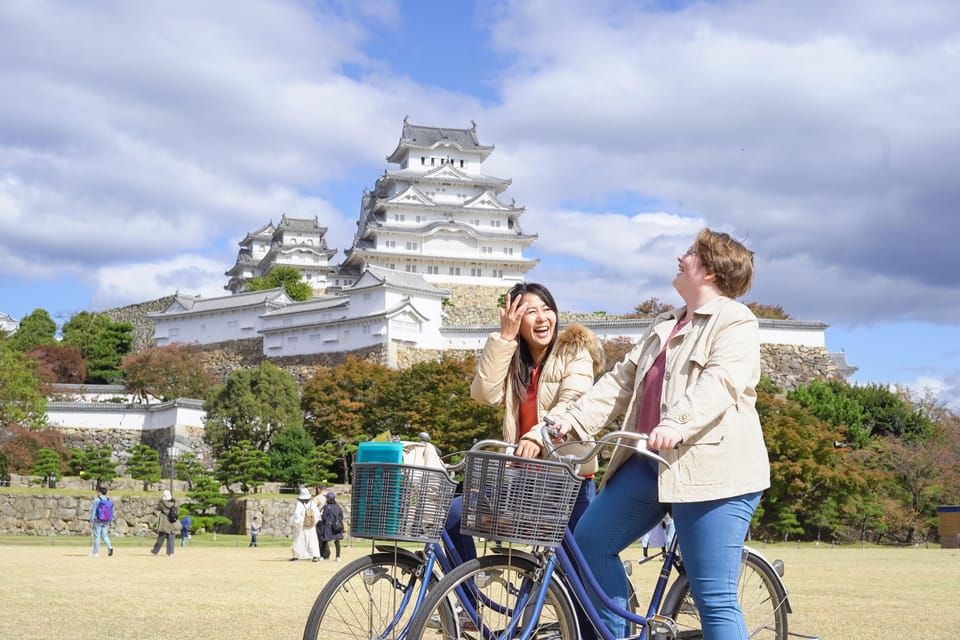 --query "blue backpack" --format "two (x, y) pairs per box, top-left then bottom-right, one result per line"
(96, 497), (114, 522)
